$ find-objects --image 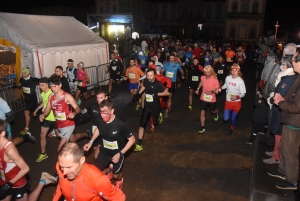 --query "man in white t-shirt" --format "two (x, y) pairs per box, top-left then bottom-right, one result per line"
(217, 63), (246, 135)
